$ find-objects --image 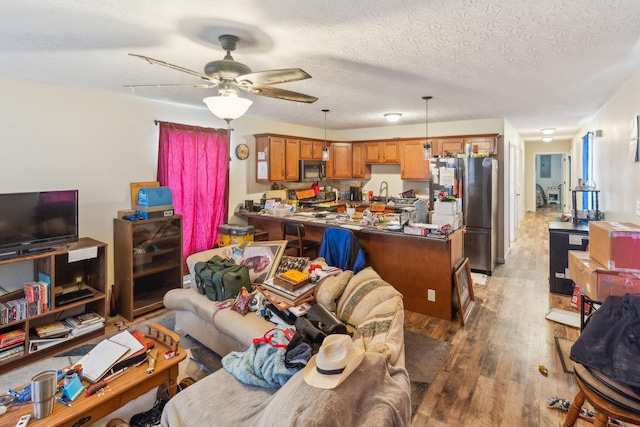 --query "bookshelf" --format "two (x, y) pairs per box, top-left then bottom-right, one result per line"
(0, 238), (107, 372)
(114, 216), (183, 321)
